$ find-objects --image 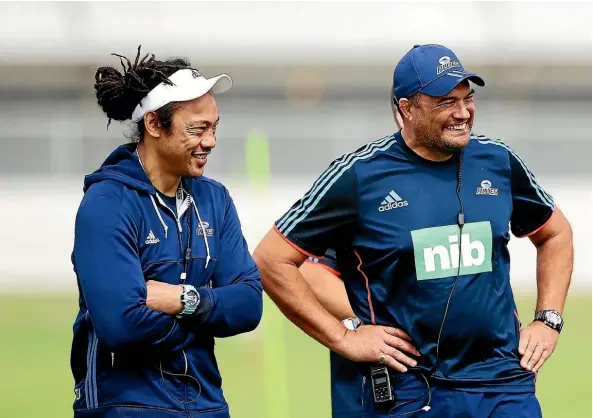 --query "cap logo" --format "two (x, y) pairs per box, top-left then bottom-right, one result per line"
(191, 70), (203, 79)
(436, 56), (461, 75)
